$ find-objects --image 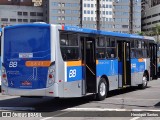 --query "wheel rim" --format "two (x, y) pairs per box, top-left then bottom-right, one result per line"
(142, 76), (147, 87)
(100, 82), (106, 96)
